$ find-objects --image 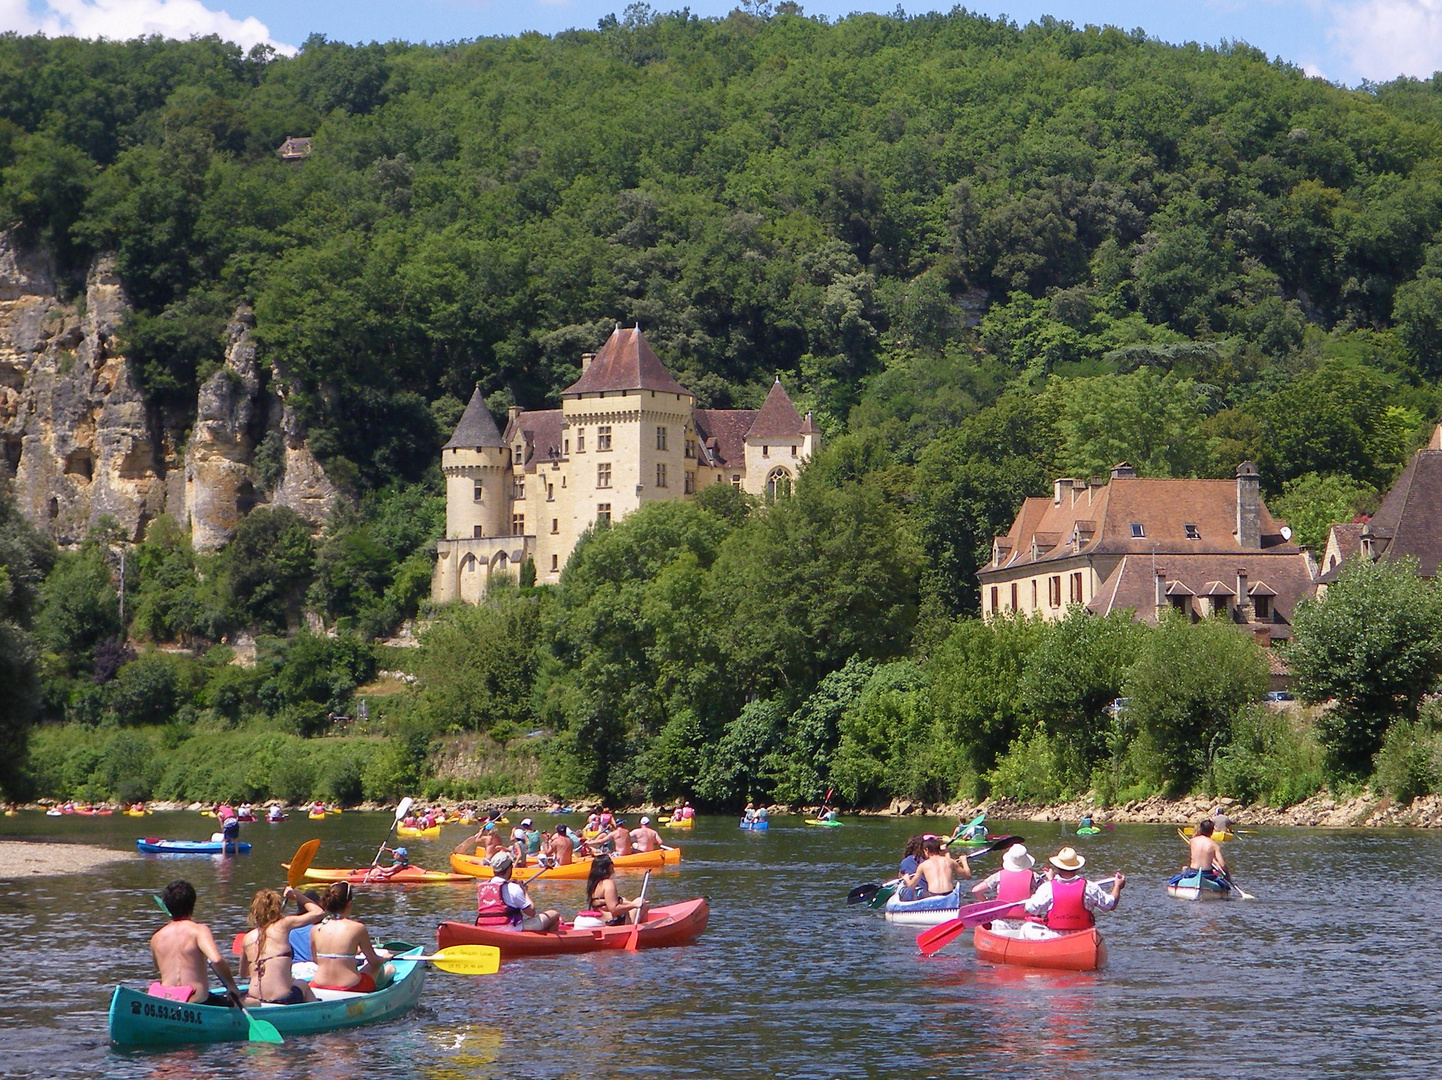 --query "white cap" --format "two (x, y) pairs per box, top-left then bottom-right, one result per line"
(640, 815), (651, 824)
(521, 817), (533, 826)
